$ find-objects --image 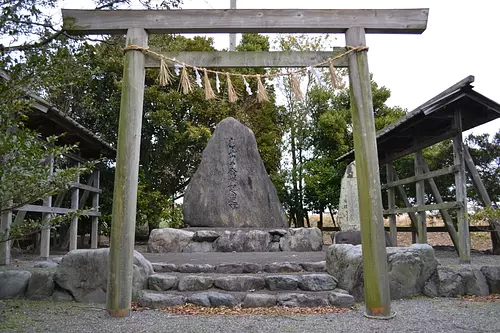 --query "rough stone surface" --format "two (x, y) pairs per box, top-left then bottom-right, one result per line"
(264, 262), (302, 273)
(147, 228), (194, 253)
(215, 263), (244, 274)
(182, 117), (287, 228)
(215, 230), (271, 252)
(264, 275), (300, 291)
(242, 294), (277, 308)
(337, 161), (360, 231)
(214, 275), (265, 291)
(177, 276), (214, 291)
(32, 261), (59, 269)
(26, 271), (55, 300)
(148, 274), (178, 291)
(139, 292), (186, 308)
(326, 244), (438, 301)
(276, 293), (328, 307)
(242, 263), (262, 273)
(299, 274), (338, 291)
(54, 248), (153, 303)
(269, 243), (281, 252)
(300, 261), (326, 272)
(269, 229), (287, 236)
(152, 263), (177, 273)
(328, 291), (355, 308)
(271, 235), (281, 242)
(52, 289), (74, 302)
(188, 292), (239, 307)
(423, 280), (438, 298)
(0, 270), (31, 299)
(183, 241), (216, 253)
(192, 230), (220, 242)
(177, 264), (214, 273)
(332, 230), (394, 247)
(430, 266), (489, 297)
(481, 266), (500, 294)
(279, 228), (323, 251)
